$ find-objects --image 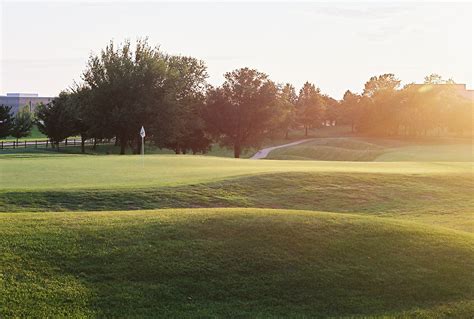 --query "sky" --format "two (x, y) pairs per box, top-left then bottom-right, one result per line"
(1, 1), (472, 99)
